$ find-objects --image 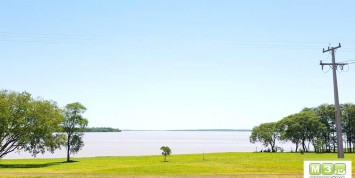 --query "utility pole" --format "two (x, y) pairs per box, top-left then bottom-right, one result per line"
(320, 43), (347, 158)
